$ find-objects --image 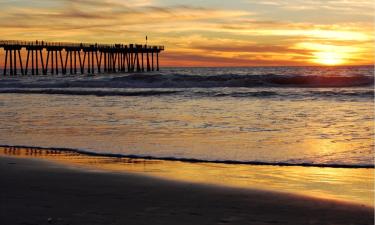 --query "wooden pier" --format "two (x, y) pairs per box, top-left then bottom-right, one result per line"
(0, 40), (164, 76)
